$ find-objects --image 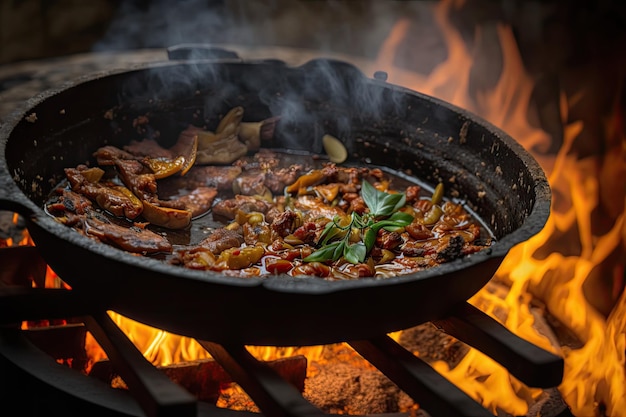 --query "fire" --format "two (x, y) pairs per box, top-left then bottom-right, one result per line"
(374, 0), (626, 416)
(4, 0), (624, 414)
(106, 312), (326, 366)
